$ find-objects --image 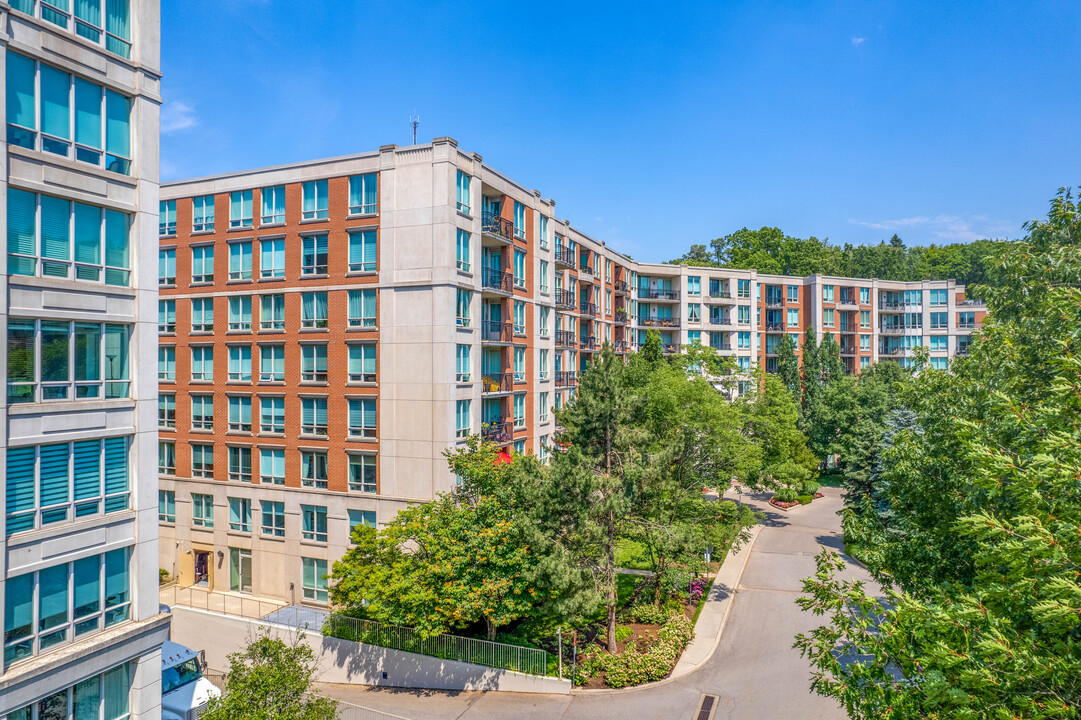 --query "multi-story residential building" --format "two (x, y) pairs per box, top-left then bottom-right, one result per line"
(157, 137), (985, 606)
(0, 2), (166, 719)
